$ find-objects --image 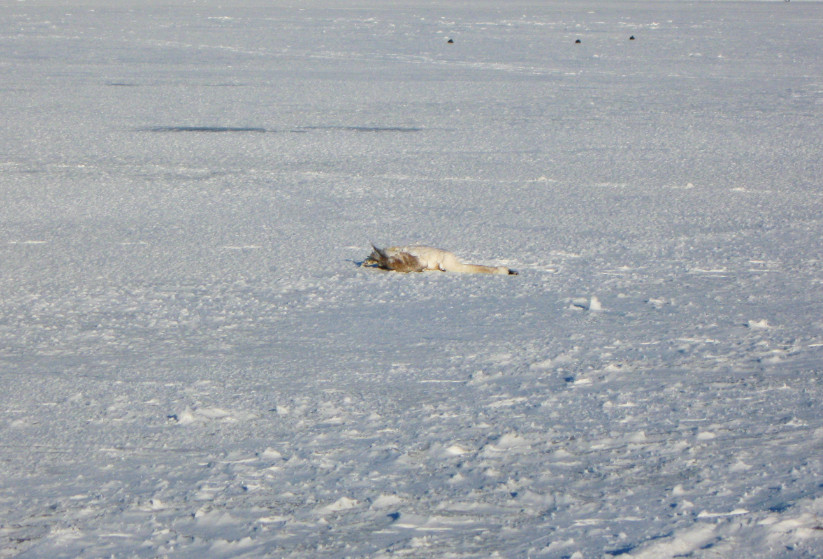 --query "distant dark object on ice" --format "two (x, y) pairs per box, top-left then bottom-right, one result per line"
(142, 126), (266, 133)
(629, 35), (636, 40)
(575, 39), (582, 44)
(447, 38), (454, 44)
